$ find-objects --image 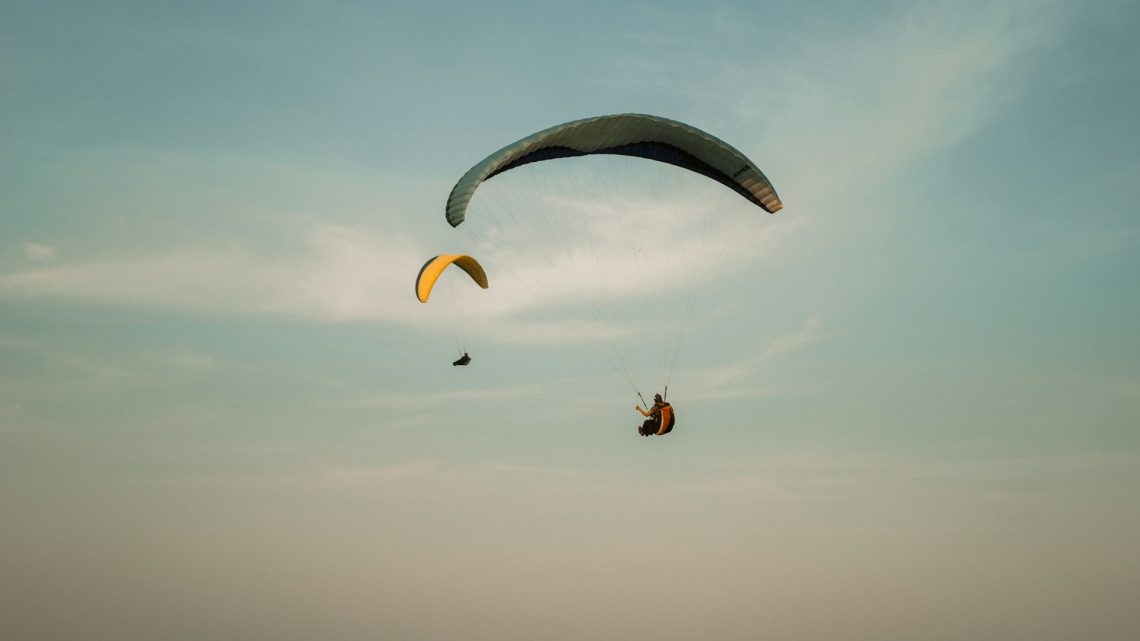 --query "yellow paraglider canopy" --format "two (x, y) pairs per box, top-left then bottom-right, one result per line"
(415, 254), (489, 303)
